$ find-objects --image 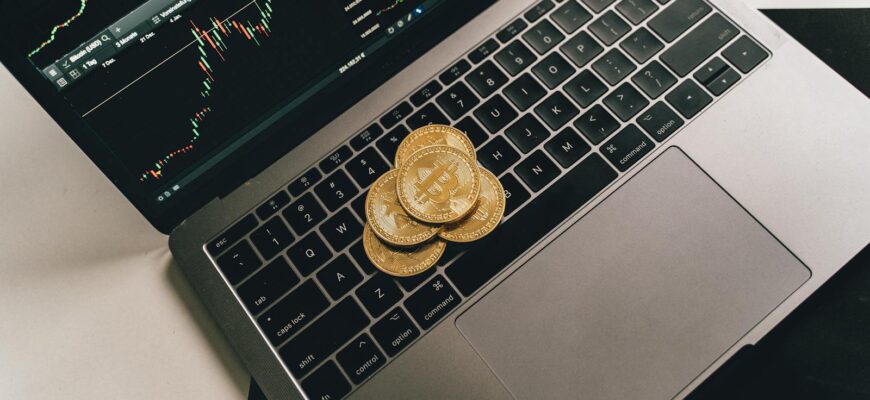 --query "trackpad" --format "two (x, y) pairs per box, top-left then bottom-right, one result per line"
(456, 148), (809, 400)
